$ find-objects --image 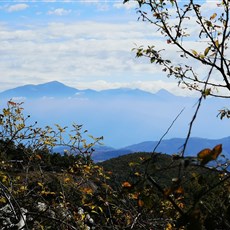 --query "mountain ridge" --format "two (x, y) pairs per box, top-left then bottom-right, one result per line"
(0, 81), (229, 150)
(0, 81), (177, 100)
(92, 136), (230, 161)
